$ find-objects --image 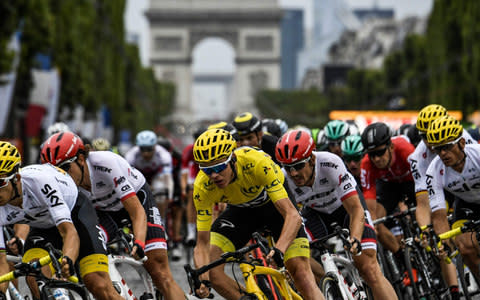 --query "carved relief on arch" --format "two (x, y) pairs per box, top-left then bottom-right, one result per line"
(189, 30), (238, 52)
